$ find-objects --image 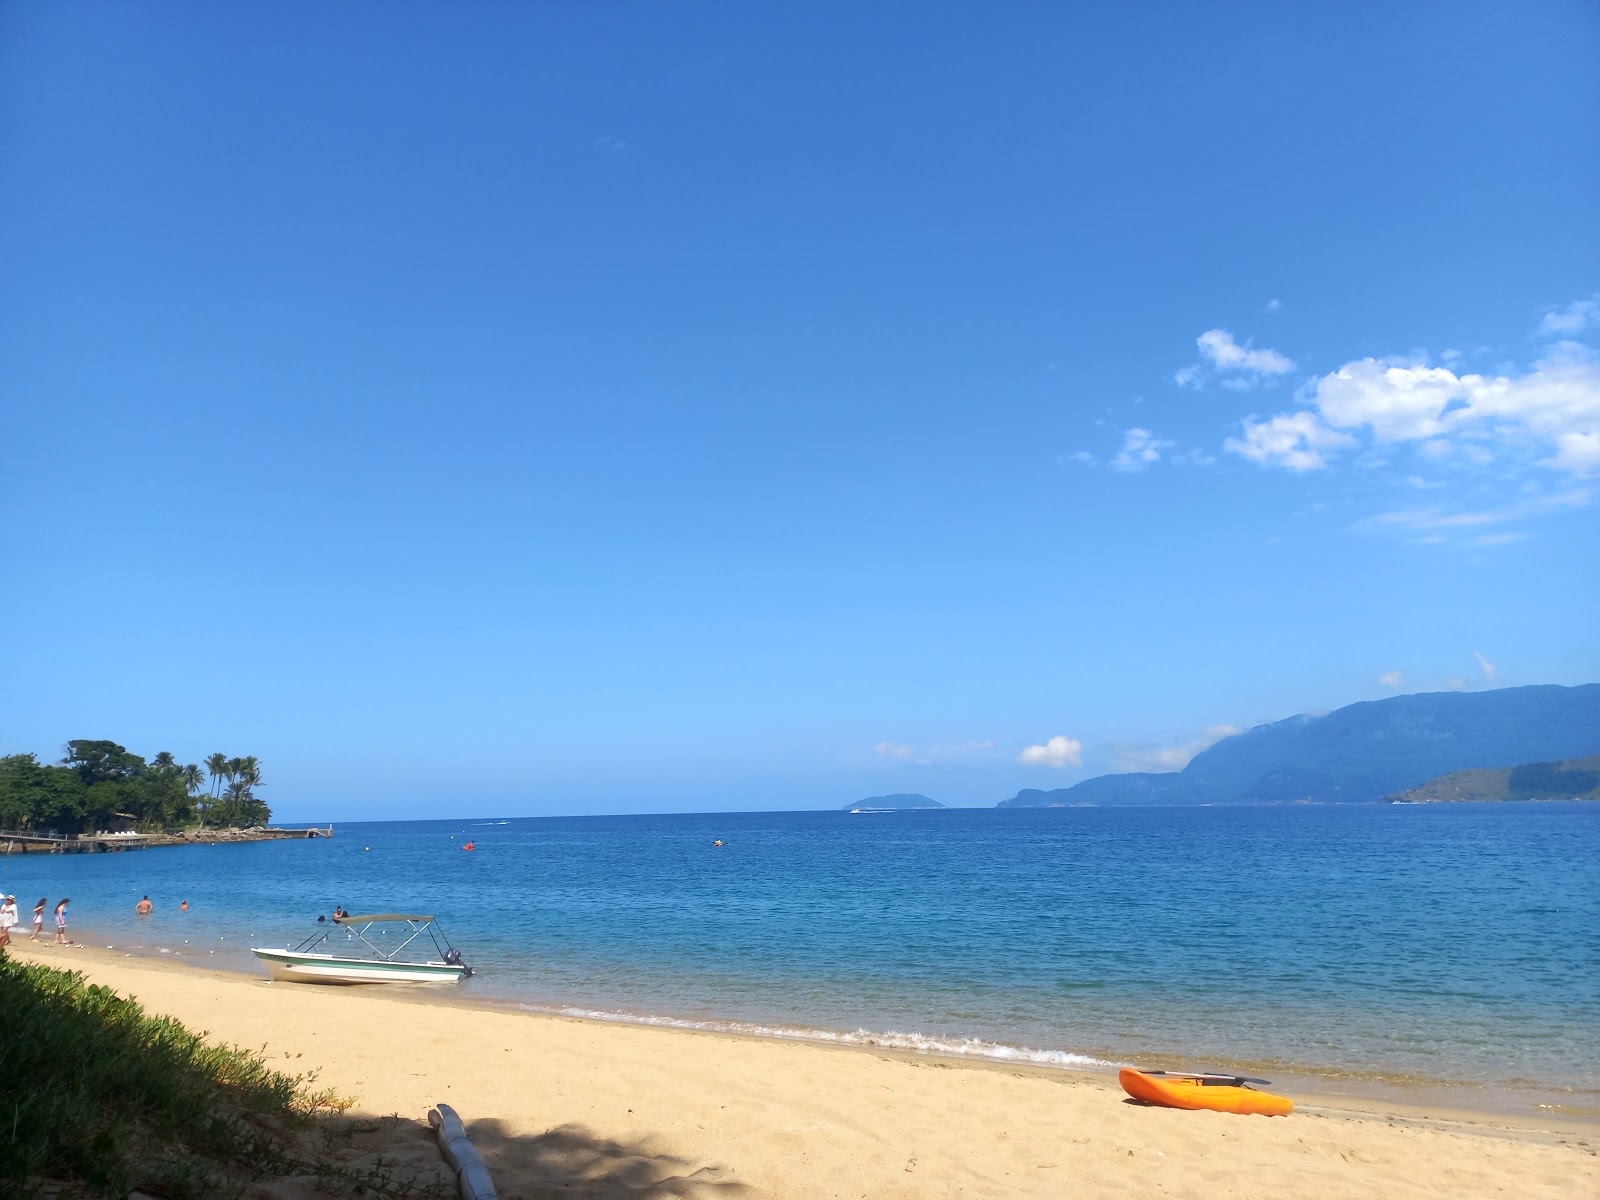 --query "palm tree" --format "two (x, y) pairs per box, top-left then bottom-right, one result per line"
(181, 764), (204, 794)
(152, 751), (177, 774)
(206, 753), (228, 798)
